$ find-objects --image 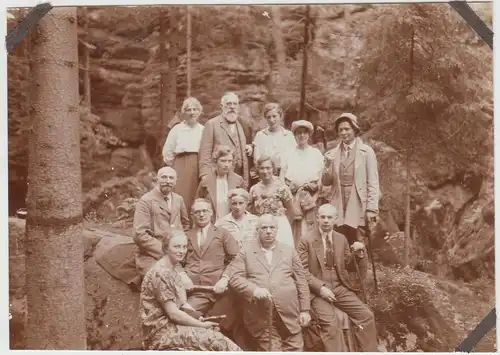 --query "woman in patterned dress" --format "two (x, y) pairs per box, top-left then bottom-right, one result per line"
(248, 156), (301, 248)
(162, 97), (205, 211)
(139, 230), (242, 351)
